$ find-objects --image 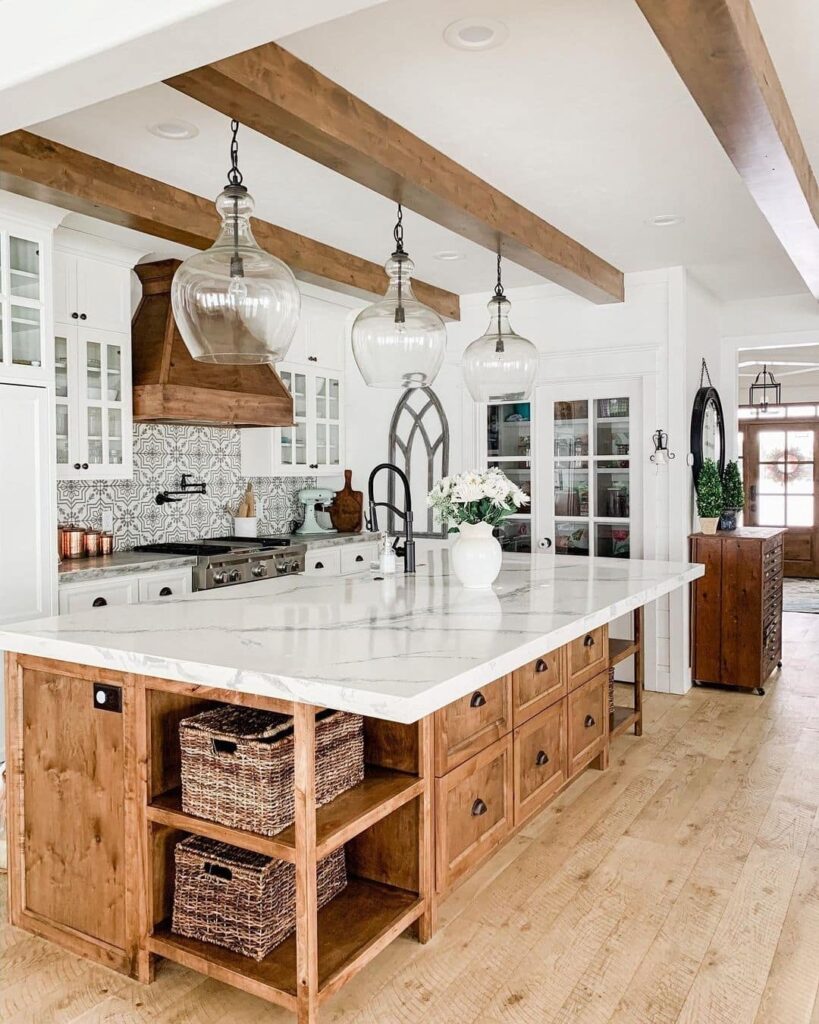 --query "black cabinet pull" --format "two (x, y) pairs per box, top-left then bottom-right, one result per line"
(315, 561), (324, 569)
(71, 311), (79, 319)
(309, 463), (318, 469)
(470, 691), (486, 708)
(535, 750), (549, 766)
(307, 355), (318, 362)
(79, 313), (87, 320)
(355, 554), (364, 562)
(583, 634), (595, 648)
(535, 658), (548, 673)
(159, 587), (172, 597)
(92, 597), (107, 607)
(73, 462), (81, 470)
(471, 798), (487, 817)
(584, 714), (596, 728)
(81, 463), (89, 470)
